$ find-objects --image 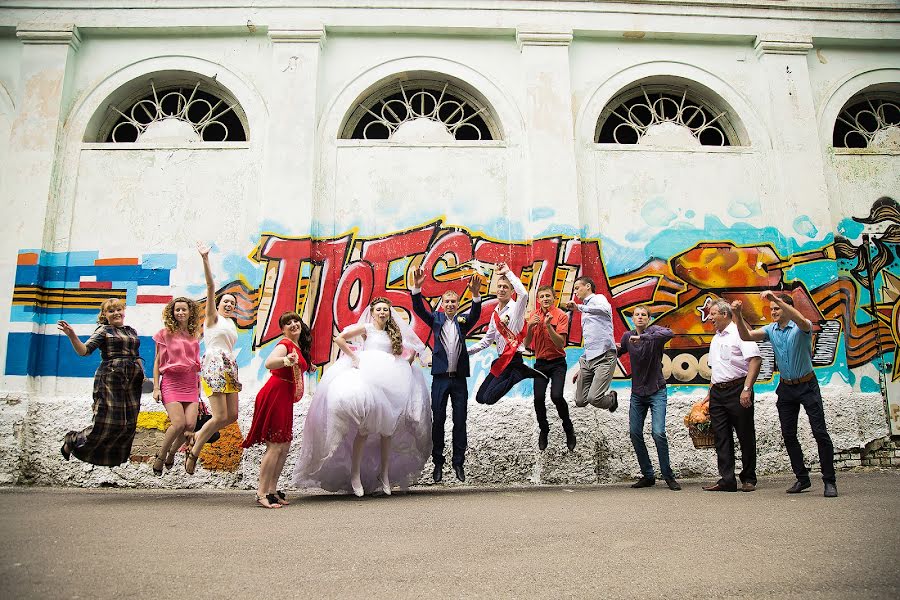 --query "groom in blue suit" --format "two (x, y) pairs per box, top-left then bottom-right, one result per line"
(410, 266), (483, 483)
